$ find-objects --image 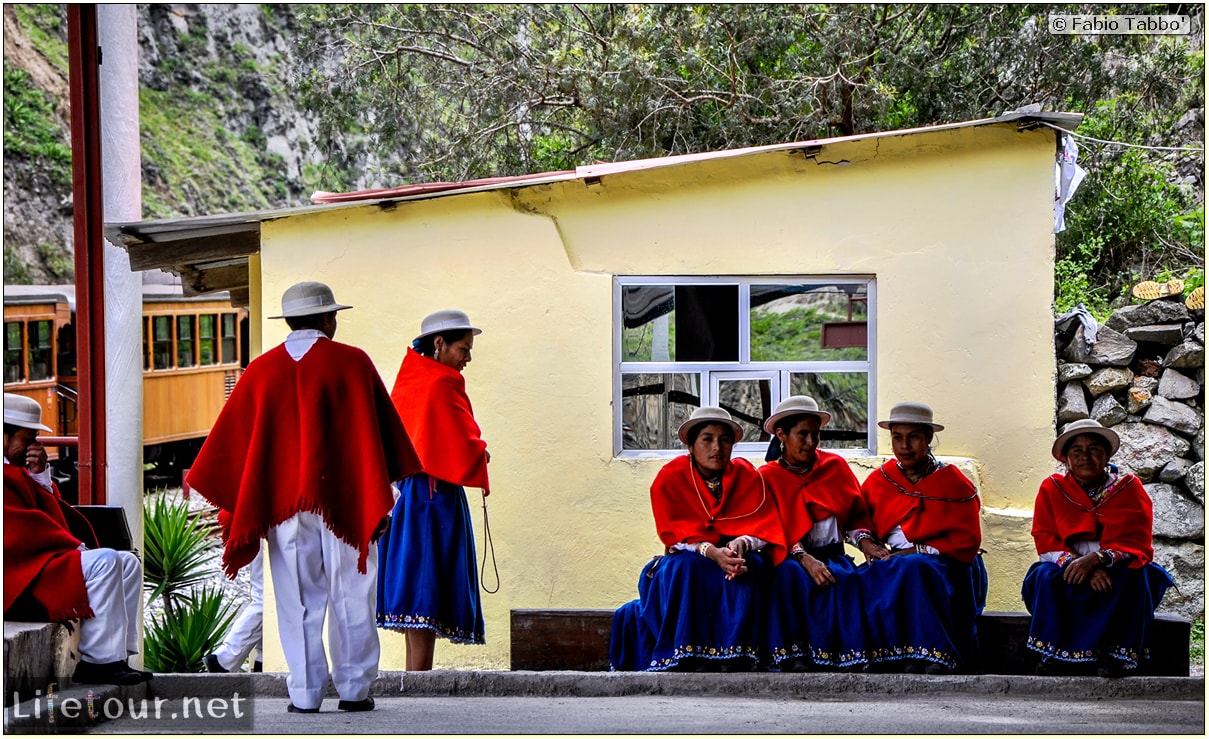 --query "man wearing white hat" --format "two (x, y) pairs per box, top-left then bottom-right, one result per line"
(3, 394), (150, 686)
(186, 282), (421, 713)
